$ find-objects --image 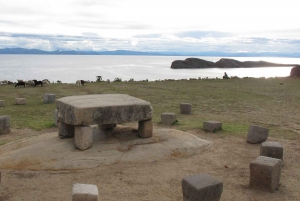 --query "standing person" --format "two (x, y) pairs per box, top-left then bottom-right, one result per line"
(223, 72), (229, 79)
